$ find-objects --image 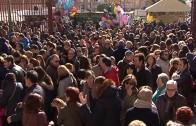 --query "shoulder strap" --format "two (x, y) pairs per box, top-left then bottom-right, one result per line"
(8, 83), (17, 102)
